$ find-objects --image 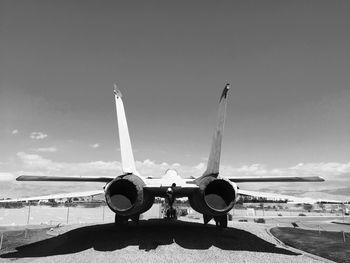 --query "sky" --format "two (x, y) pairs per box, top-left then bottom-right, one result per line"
(0, 0), (350, 199)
